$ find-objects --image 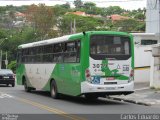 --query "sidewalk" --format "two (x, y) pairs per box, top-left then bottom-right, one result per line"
(109, 82), (160, 106)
